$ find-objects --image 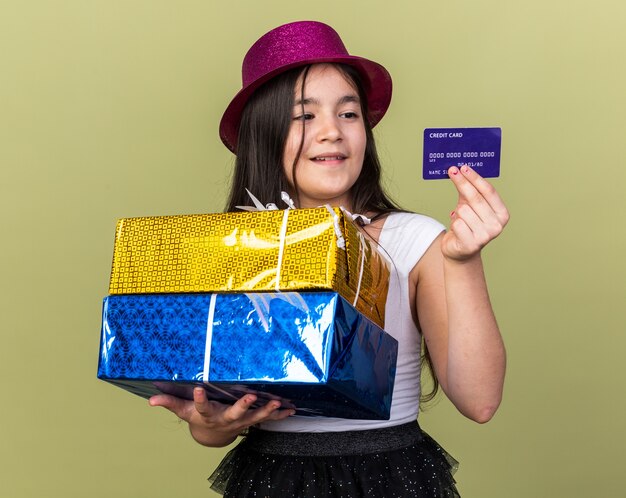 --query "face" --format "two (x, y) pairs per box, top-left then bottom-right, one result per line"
(283, 64), (366, 210)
